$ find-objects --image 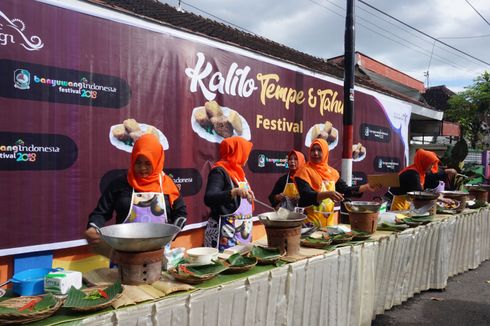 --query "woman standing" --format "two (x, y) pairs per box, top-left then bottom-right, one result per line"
(204, 136), (254, 251)
(295, 139), (375, 227)
(268, 150), (306, 209)
(84, 134), (187, 245)
(389, 148), (439, 211)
